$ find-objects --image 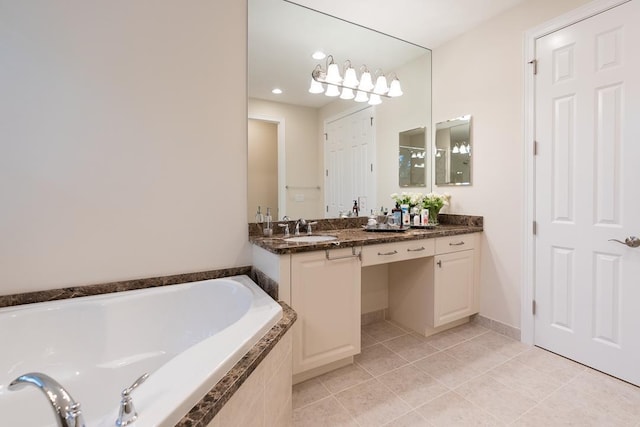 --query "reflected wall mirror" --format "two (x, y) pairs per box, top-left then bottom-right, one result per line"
(399, 127), (427, 187)
(248, 0), (432, 220)
(435, 115), (472, 186)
